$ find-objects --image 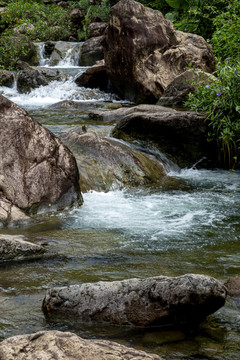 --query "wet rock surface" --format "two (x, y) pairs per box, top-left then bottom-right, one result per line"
(75, 60), (110, 92)
(17, 65), (64, 93)
(79, 36), (104, 66)
(60, 130), (167, 192)
(0, 234), (45, 262)
(0, 94), (82, 217)
(0, 330), (163, 360)
(42, 274), (226, 327)
(0, 70), (14, 87)
(111, 105), (212, 168)
(225, 275), (240, 297)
